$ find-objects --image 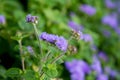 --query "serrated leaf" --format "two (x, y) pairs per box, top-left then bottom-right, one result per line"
(23, 70), (39, 80)
(43, 64), (58, 78)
